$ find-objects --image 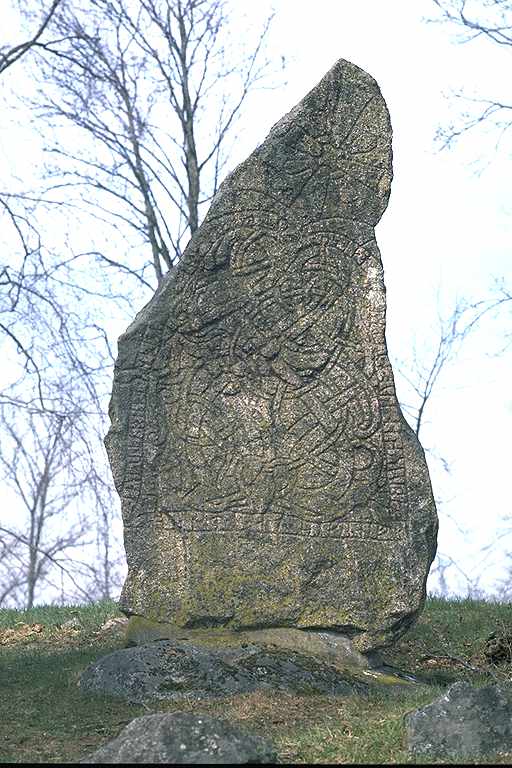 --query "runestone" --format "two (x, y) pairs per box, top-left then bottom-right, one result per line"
(106, 59), (438, 652)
